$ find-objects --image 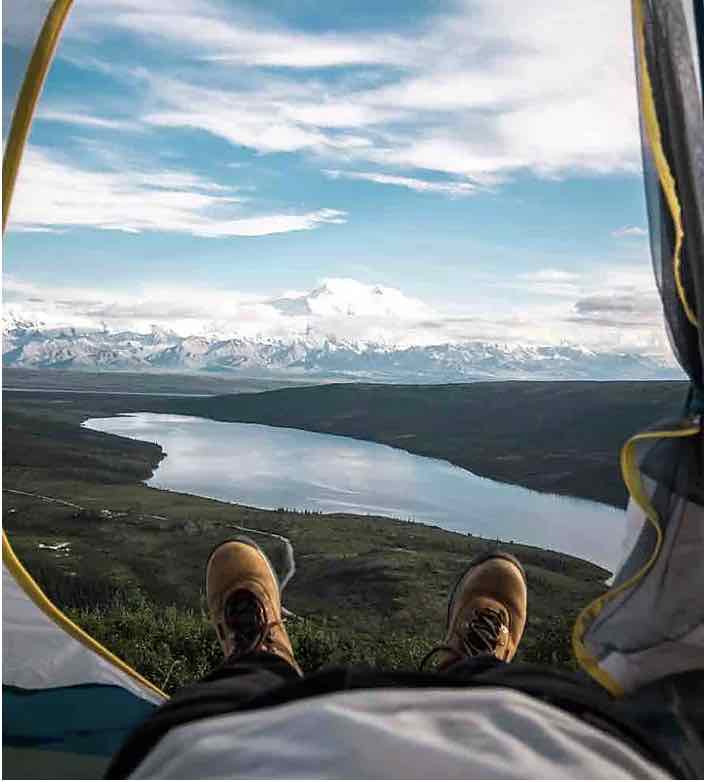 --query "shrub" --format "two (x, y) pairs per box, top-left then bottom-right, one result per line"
(65, 596), (438, 694)
(520, 617), (577, 668)
(38, 565), (577, 693)
(67, 591), (221, 692)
